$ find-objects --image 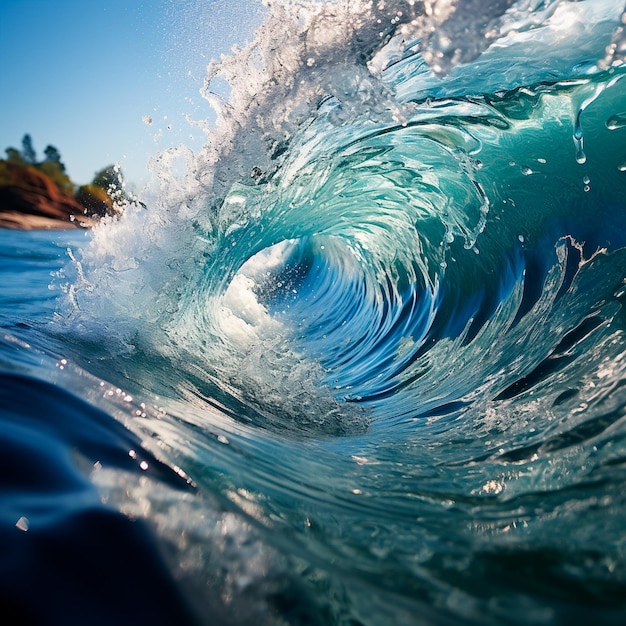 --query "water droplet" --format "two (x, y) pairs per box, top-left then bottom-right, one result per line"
(16, 516), (30, 532)
(606, 112), (626, 130)
(142, 115), (153, 125)
(574, 110), (586, 164)
(306, 57), (315, 67)
(537, 158), (547, 164)
(521, 166), (533, 176)
(517, 234), (525, 243)
(584, 185), (591, 192)
(618, 162), (626, 172)
(583, 175), (591, 184)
